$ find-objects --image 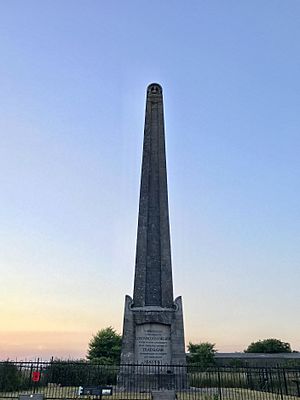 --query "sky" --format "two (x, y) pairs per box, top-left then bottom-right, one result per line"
(0, 0), (300, 360)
